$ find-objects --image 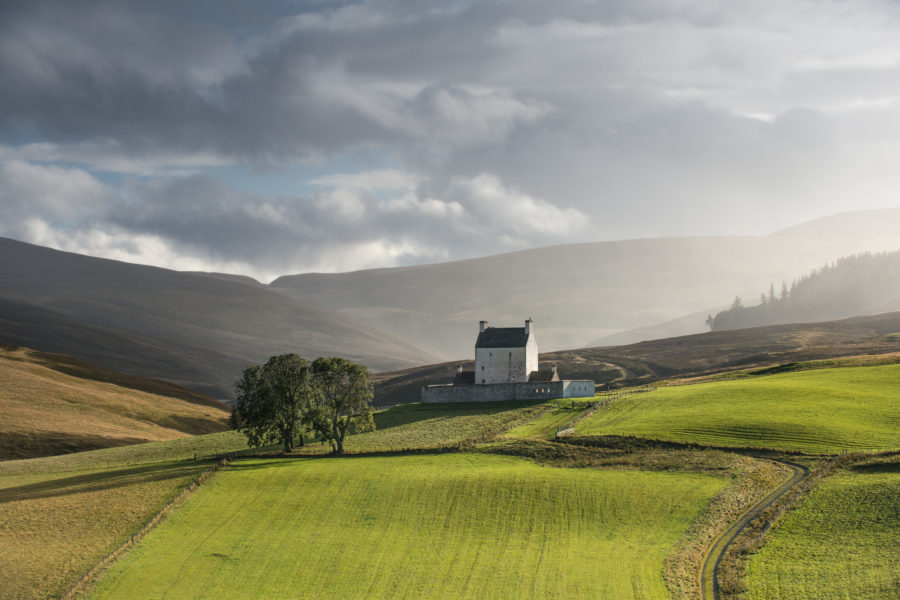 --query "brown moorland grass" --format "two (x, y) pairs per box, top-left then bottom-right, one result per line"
(0, 460), (213, 599)
(0, 344), (230, 459)
(0, 431), (255, 600)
